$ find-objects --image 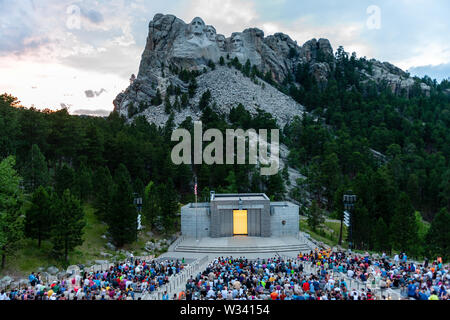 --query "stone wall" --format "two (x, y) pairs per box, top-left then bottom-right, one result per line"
(181, 204), (211, 238)
(270, 202), (300, 237)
